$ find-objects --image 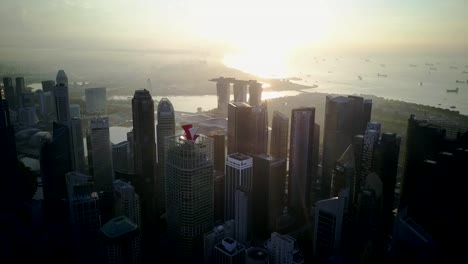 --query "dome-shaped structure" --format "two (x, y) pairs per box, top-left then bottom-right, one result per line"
(56, 70), (68, 87)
